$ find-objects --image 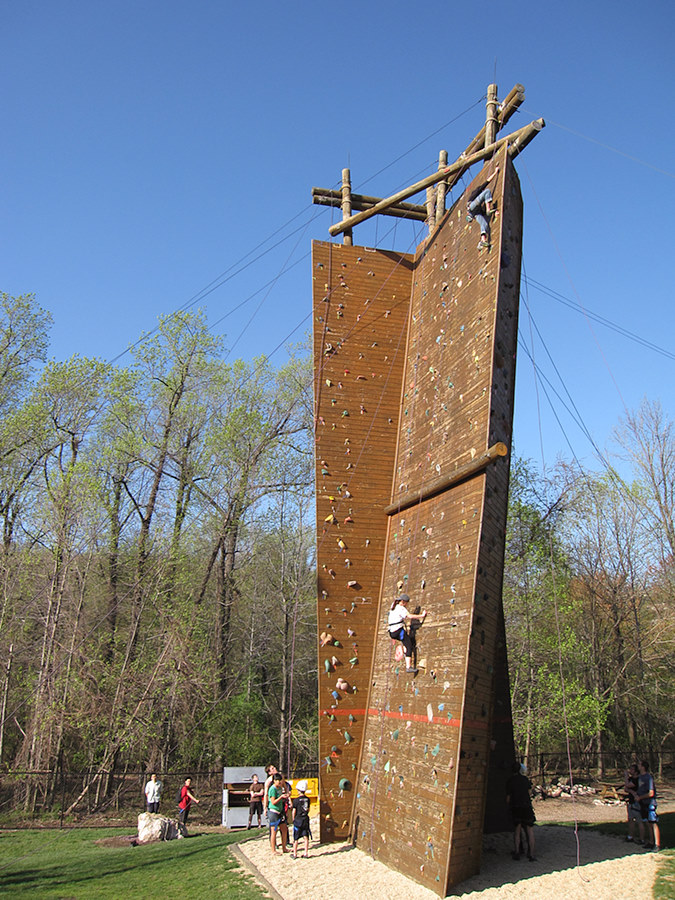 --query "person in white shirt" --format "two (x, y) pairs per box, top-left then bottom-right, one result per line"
(387, 593), (426, 674)
(144, 773), (162, 813)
